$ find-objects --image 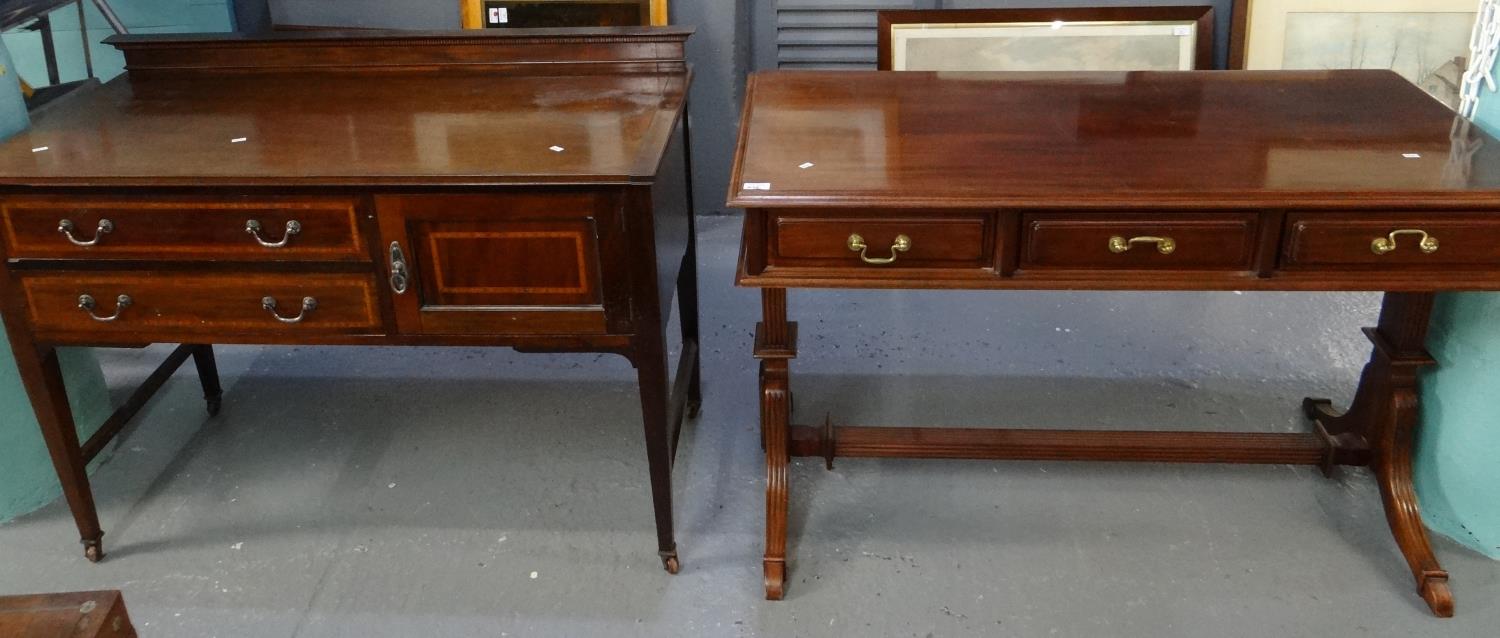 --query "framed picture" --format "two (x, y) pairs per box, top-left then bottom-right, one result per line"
(1229, 0), (1476, 109)
(460, 0), (666, 29)
(877, 7), (1216, 72)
